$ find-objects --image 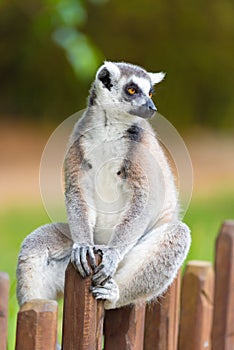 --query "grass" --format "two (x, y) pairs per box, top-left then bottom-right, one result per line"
(184, 189), (234, 262)
(1, 189), (234, 349)
(0, 205), (49, 350)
